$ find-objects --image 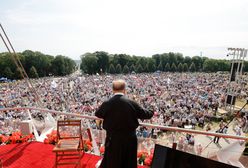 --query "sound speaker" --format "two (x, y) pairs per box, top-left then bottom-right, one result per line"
(151, 144), (237, 168)
(151, 144), (169, 168)
(226, 95), (236, 105)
